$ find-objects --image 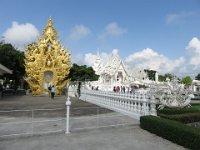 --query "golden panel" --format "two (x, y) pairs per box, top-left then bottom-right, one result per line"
(24, 17), (71, 95)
